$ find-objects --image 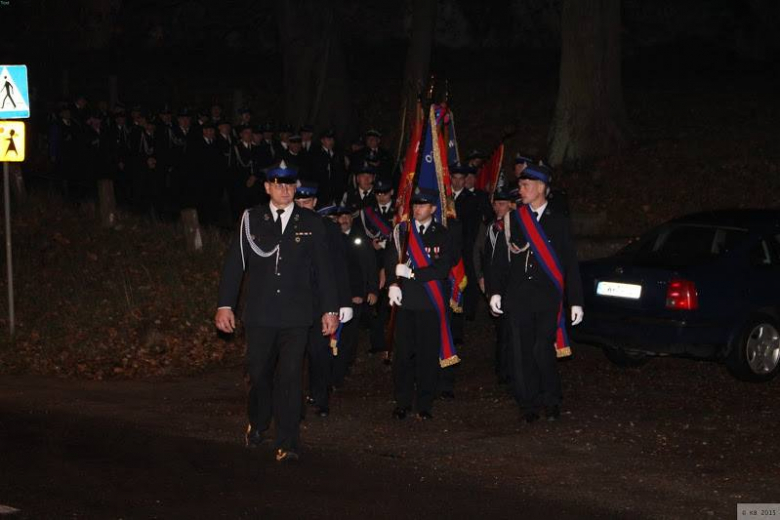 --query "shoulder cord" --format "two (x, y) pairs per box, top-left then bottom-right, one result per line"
(234, 145), (253, 169)
(504, 212), (529, 263)
(239, 210), (280, 272)
(360, 210), (381, 240)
